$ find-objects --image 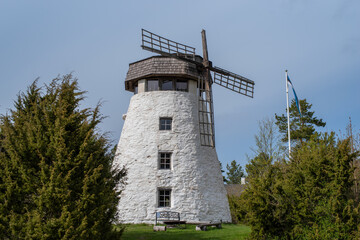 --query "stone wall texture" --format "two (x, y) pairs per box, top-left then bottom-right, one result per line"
(115, 90), (231, 224)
